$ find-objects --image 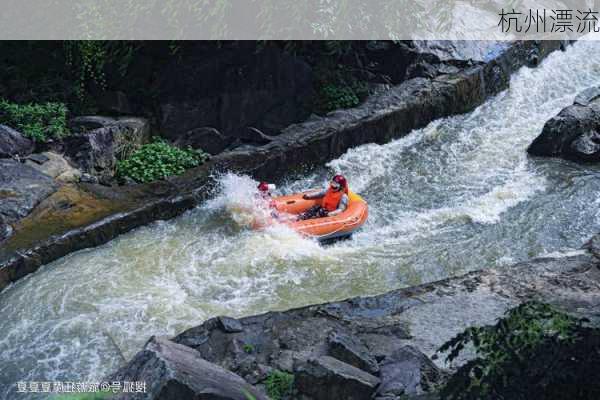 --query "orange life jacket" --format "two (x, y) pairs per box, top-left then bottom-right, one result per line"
(322, 188), (344, 211)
